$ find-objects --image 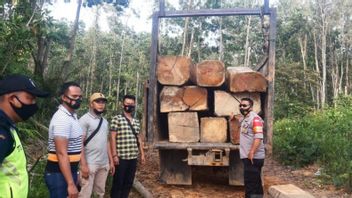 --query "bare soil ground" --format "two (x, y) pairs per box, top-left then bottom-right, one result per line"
(129, 148), (351, 198)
